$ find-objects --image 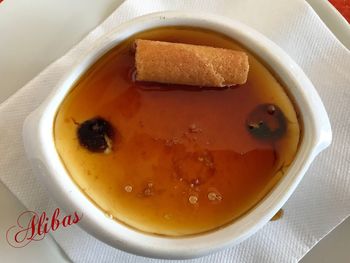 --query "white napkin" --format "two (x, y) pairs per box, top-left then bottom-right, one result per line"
(1, 0), (349, 262)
